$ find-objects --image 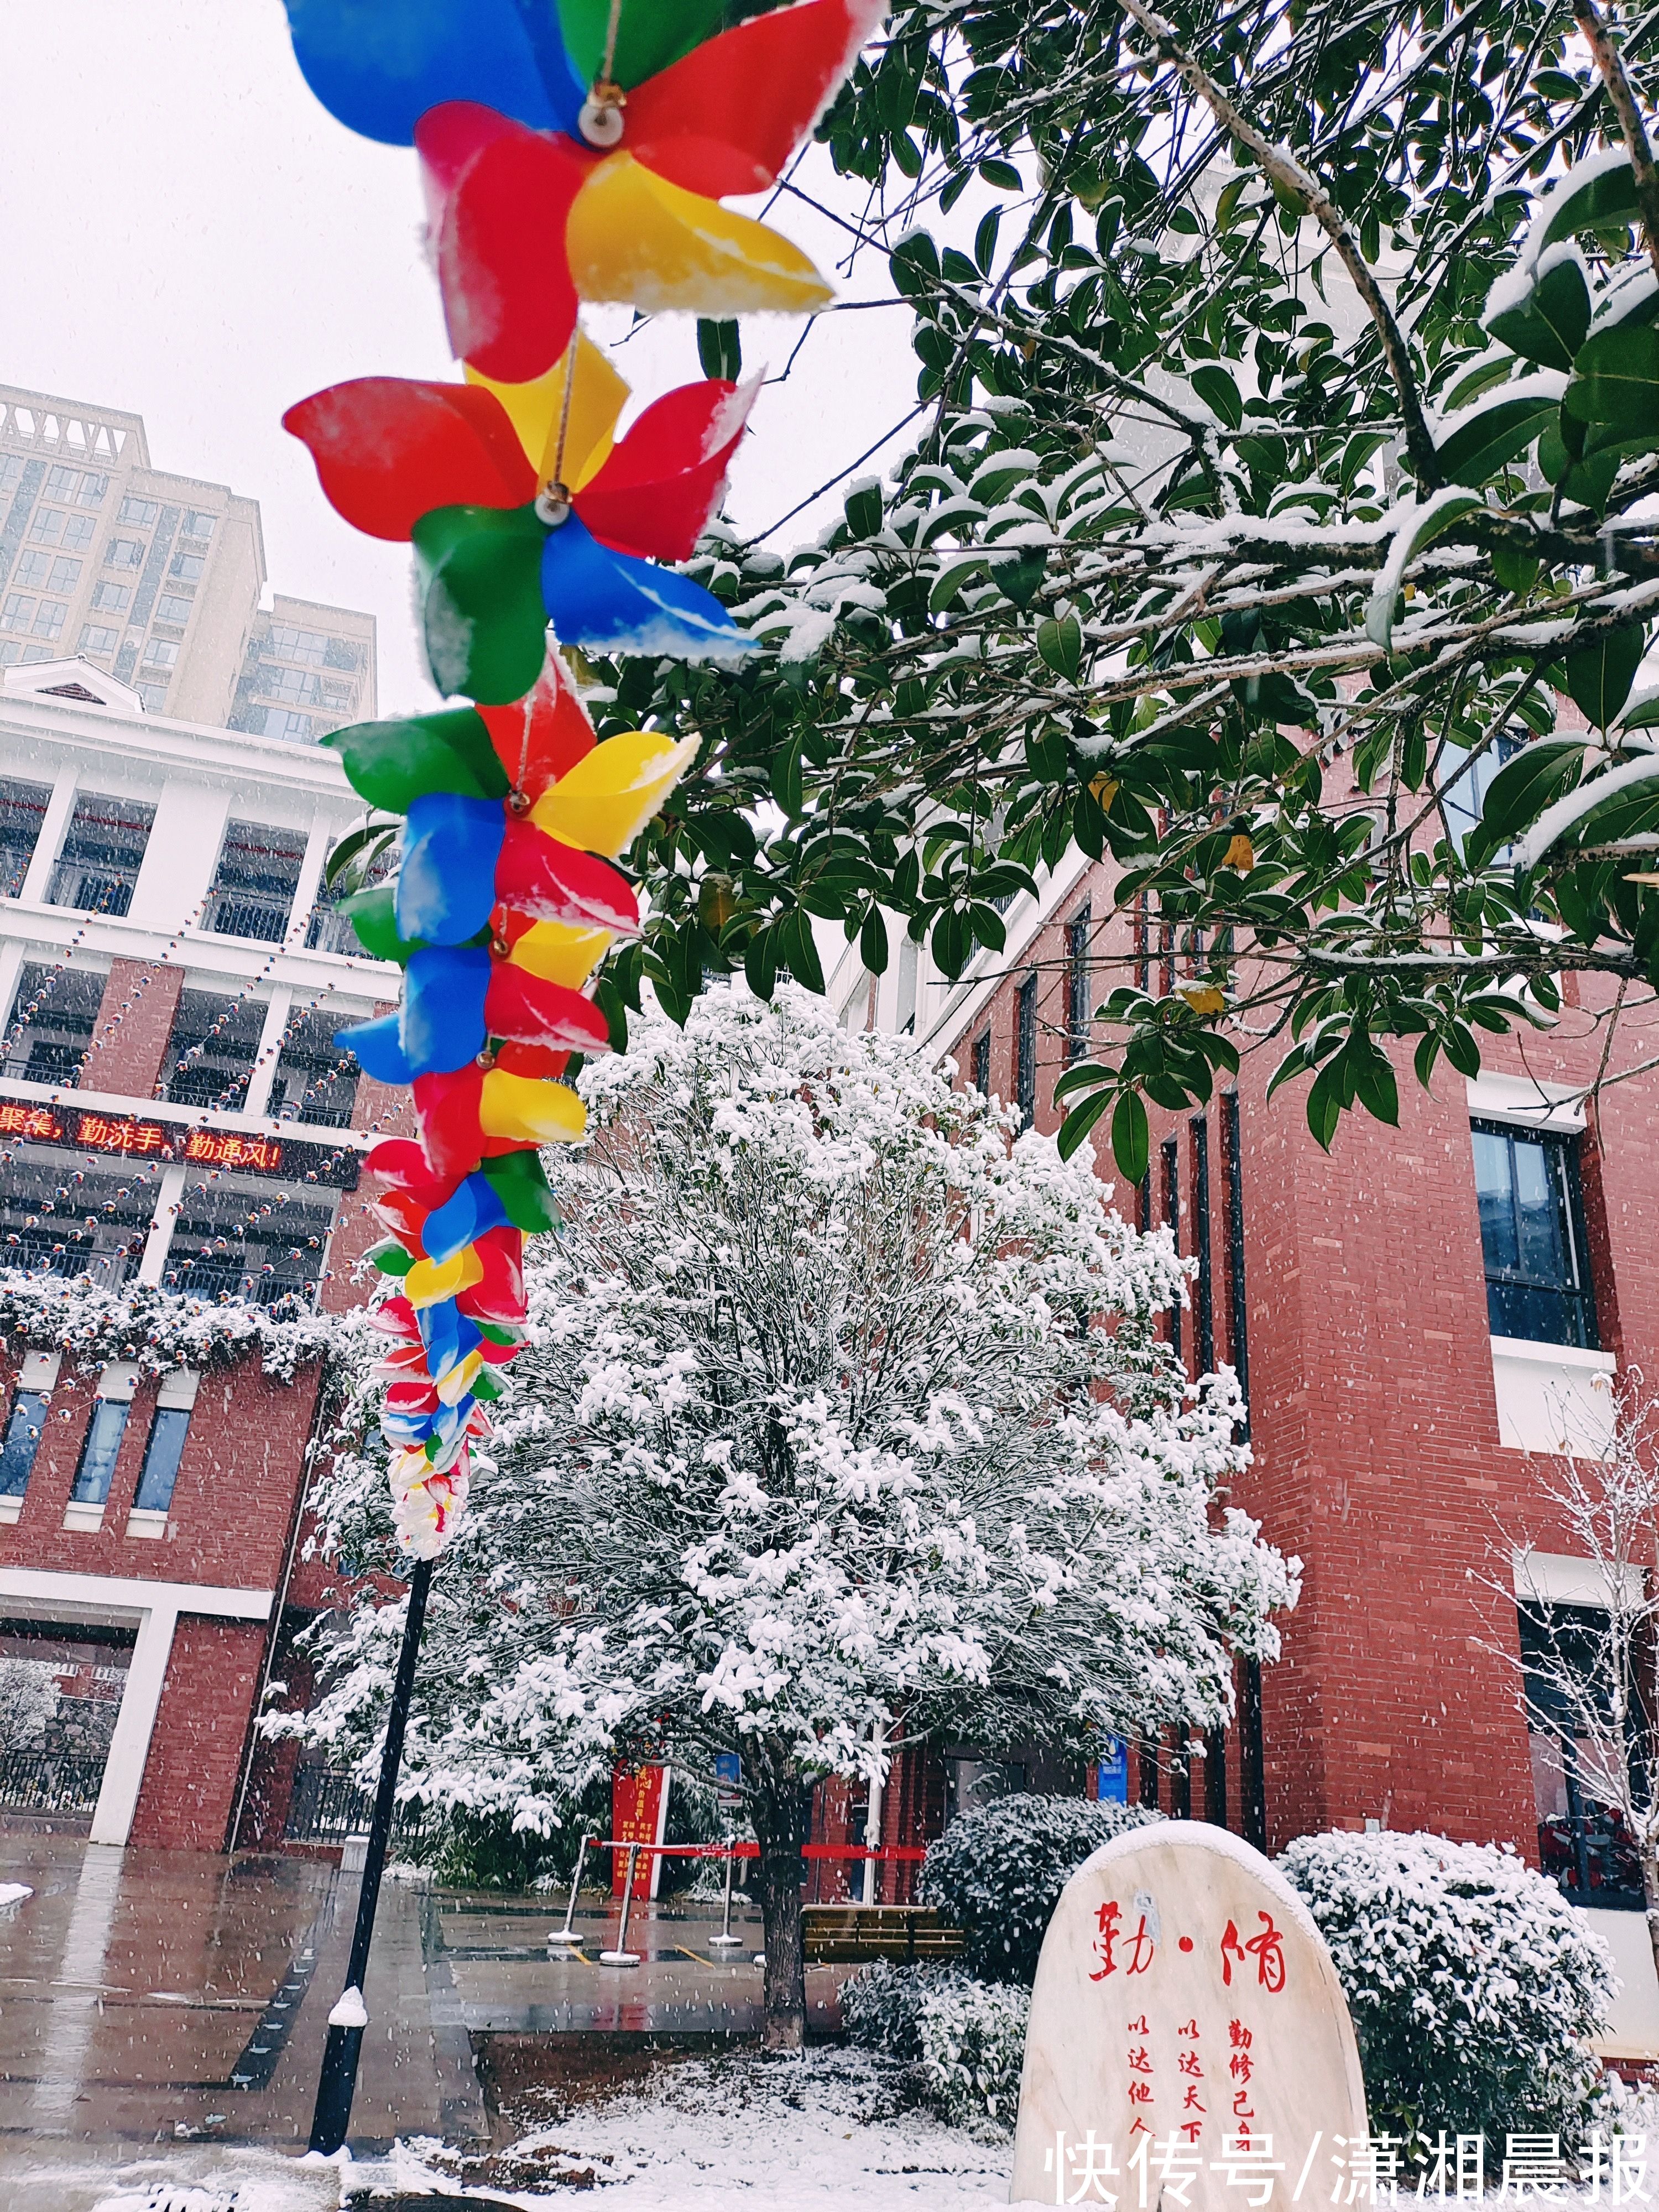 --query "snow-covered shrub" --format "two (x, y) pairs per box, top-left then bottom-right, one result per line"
(842, 1960), (1030, 2134)
(924, 1792), (1162, 1983)
(0, 1266), (340, 1383)
(1277, 1830), (1616, 2140)
(0, 1655), (58, 1755)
